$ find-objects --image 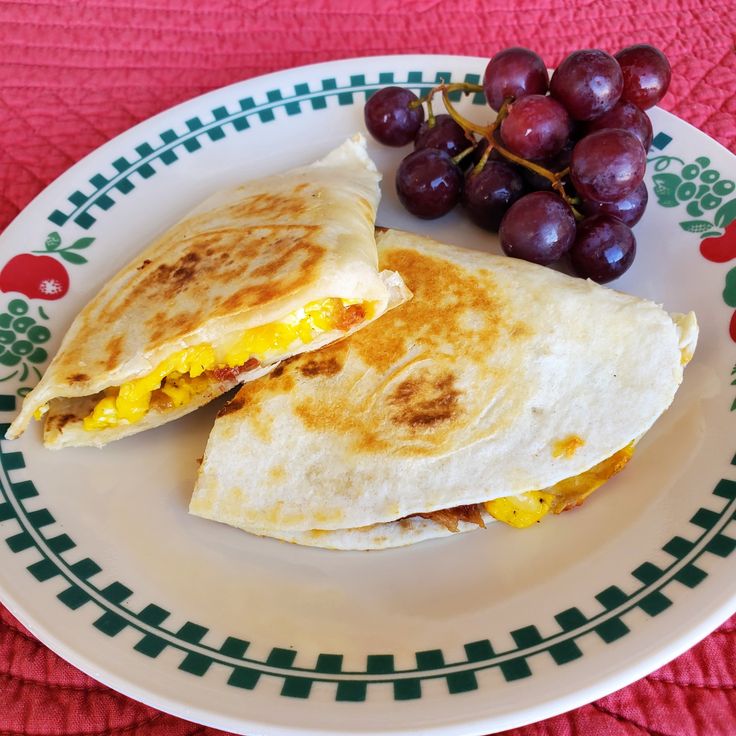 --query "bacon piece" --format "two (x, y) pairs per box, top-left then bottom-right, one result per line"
(149, 390), (174, 411)
(208, 357), (260, 383)
(335, 304), (366, 331)
(414, 504), (486, 533)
